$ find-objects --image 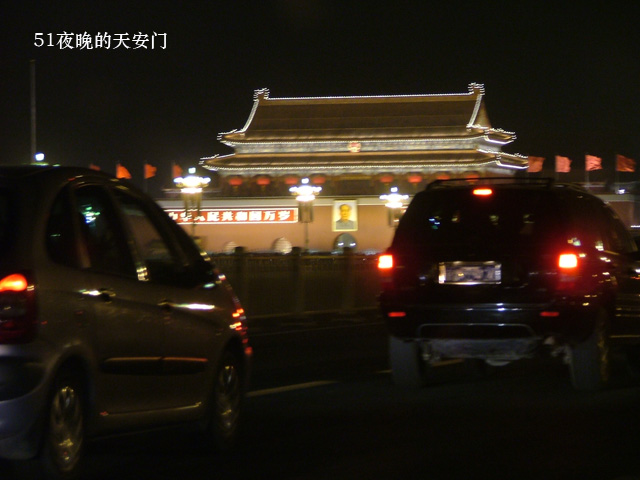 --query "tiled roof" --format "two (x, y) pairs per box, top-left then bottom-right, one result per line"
(220, 84), (502, 144)
(204, 84), (526, 177)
